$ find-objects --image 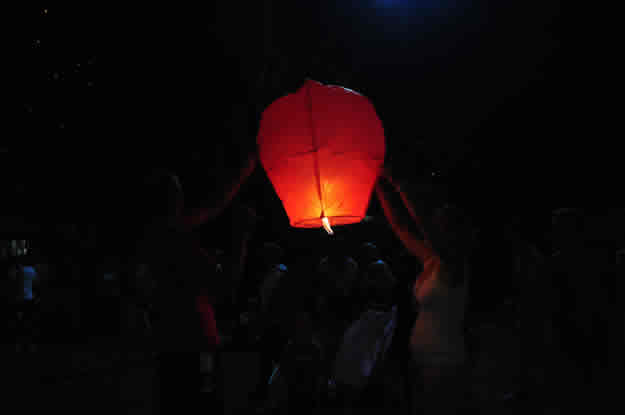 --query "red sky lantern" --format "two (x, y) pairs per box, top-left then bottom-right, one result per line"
(257, 79), (386, 234)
